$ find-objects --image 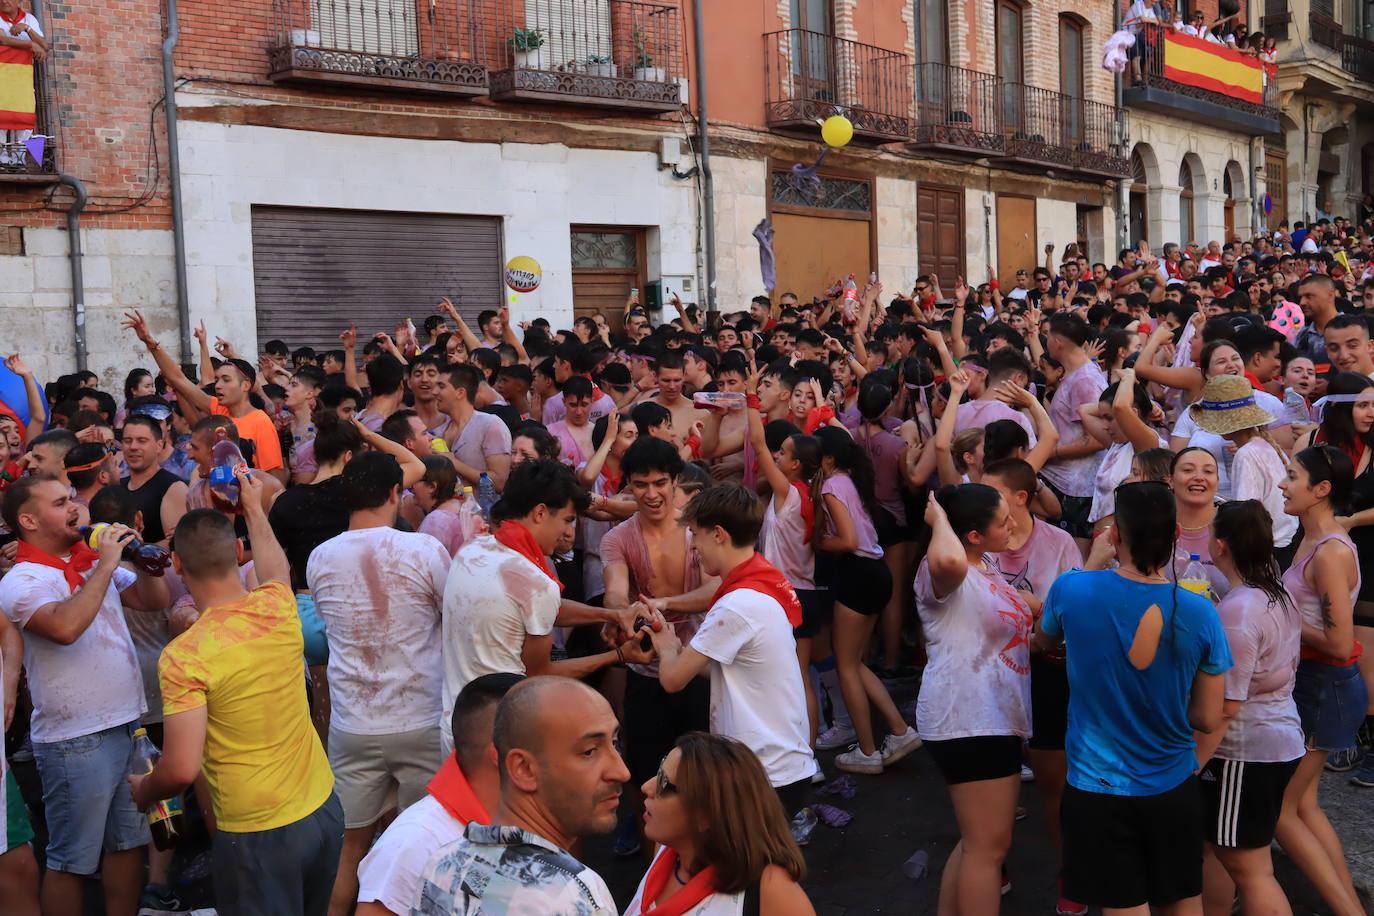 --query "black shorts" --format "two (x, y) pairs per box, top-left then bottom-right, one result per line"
(1201, 757), (1300, 849)
(1028, 654), (1069, 752)
(792, 588), (833, 640)
(1044, 480), (1092, 540)
(820, 553), (893, 615)
(775, 776), (811, 817)
(623, 670), (710, 785)
(1061, 777), (1205, 908)
(924, 735), (1023, 785)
